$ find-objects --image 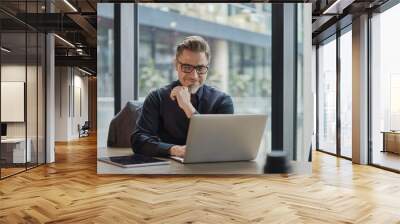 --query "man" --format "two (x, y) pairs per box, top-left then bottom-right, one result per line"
(131, 36), (234, 158)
